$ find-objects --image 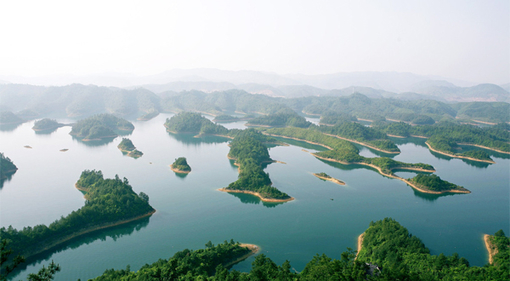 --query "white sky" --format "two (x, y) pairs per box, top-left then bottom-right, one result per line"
(1, 0), (509, 84)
